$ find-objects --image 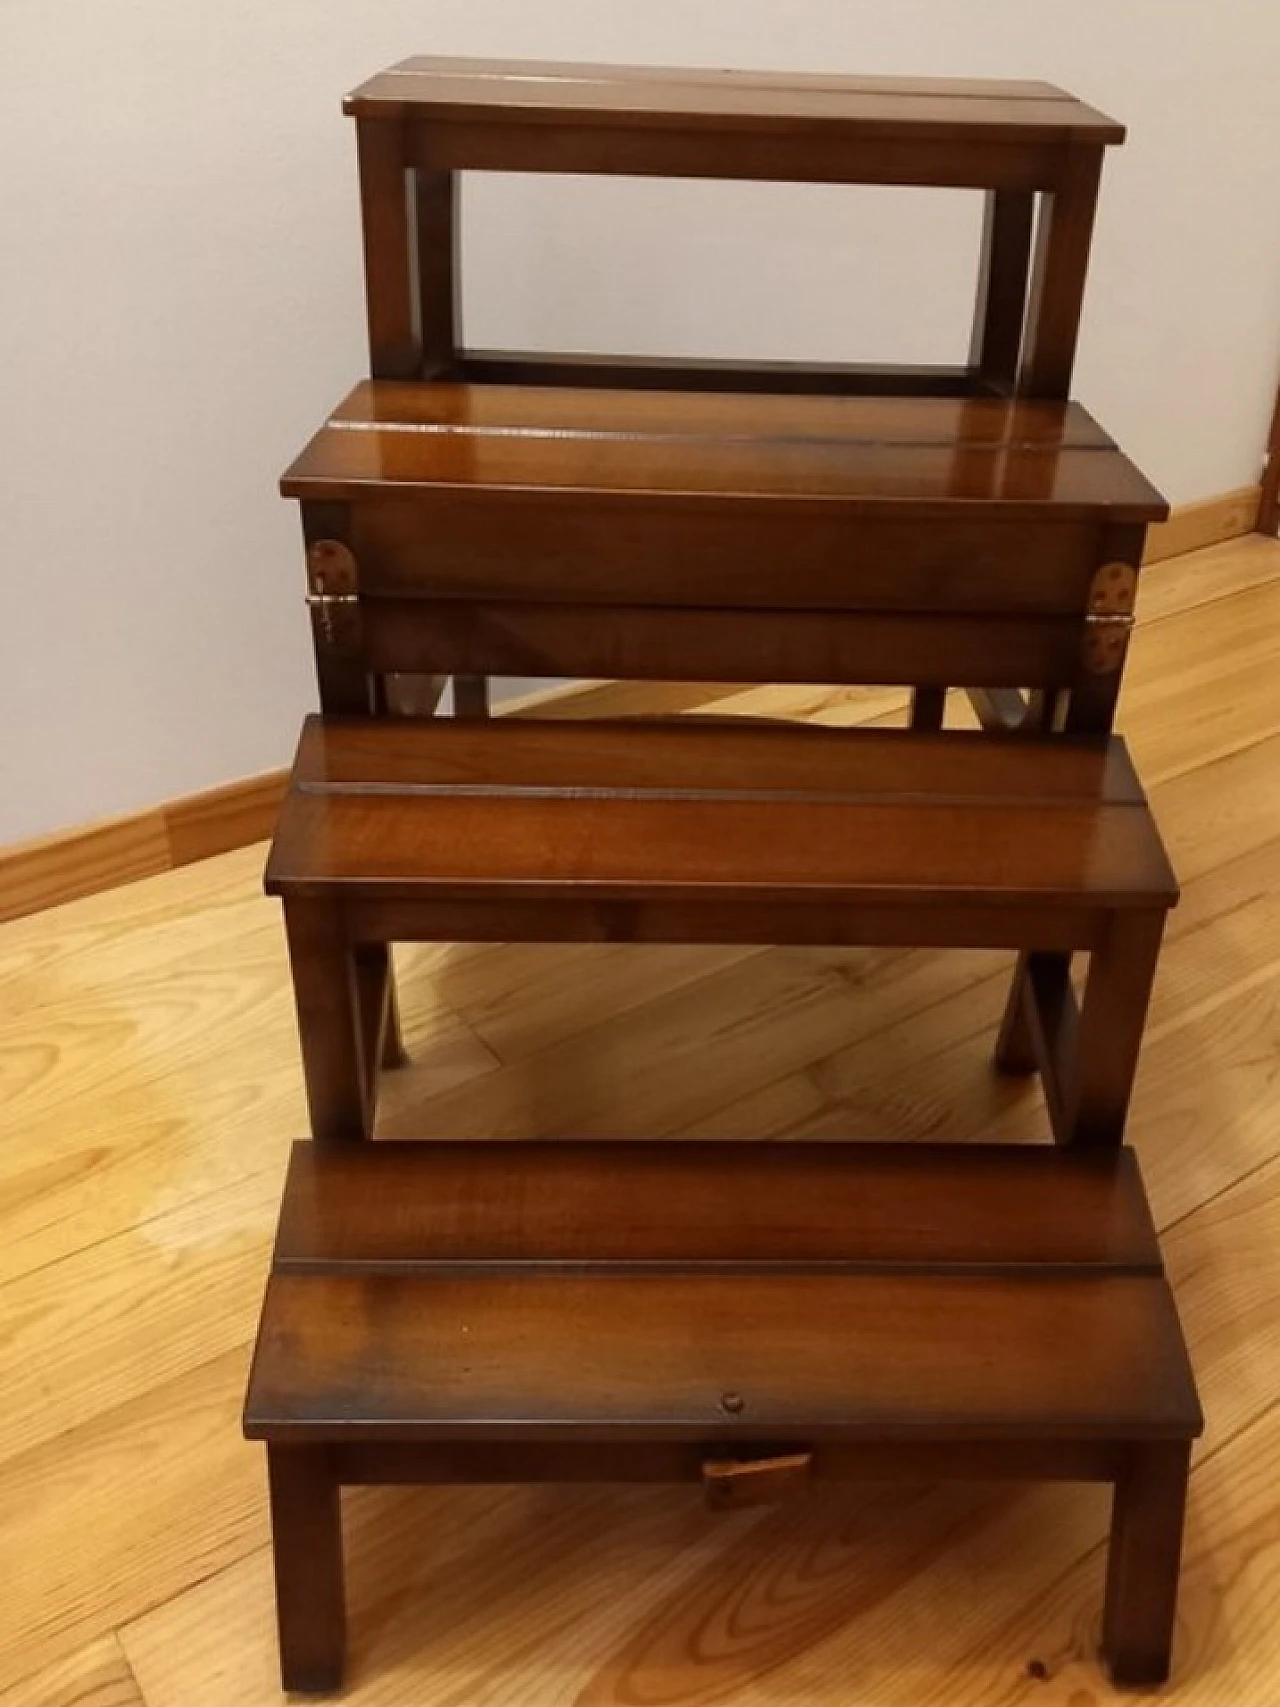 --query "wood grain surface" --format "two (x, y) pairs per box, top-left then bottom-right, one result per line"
(2, 533), (1279, 1702)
